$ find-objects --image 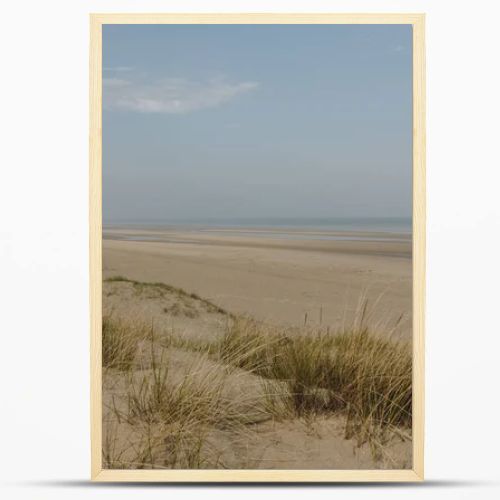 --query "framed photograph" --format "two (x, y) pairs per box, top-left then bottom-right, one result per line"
(90, 13), (425, 482)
